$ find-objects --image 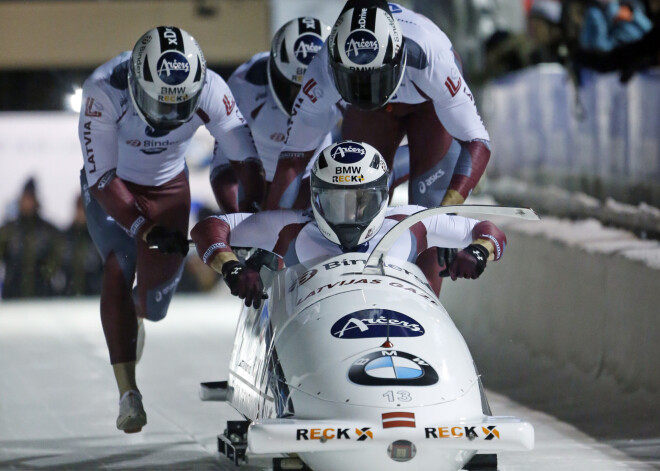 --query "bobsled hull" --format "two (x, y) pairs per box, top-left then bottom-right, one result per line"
(226, 253), (534, 470)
